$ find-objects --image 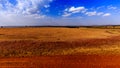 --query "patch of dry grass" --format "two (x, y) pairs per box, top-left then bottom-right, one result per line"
(0, 36), (119, 57)
(0, 27), (119, 41)
(0, 27), (119, 57)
